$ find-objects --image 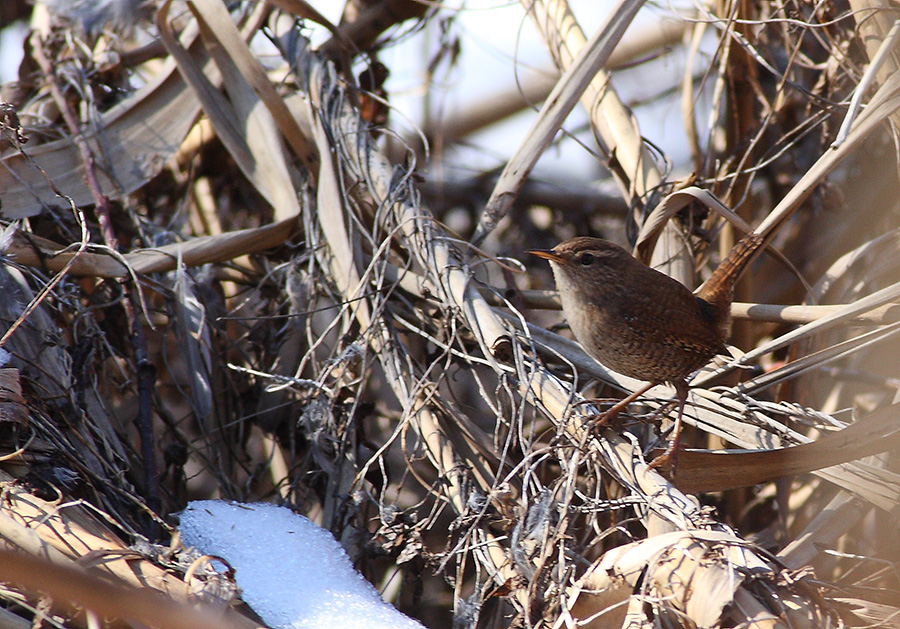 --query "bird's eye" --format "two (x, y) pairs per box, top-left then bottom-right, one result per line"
(580, 252), (595, 266)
